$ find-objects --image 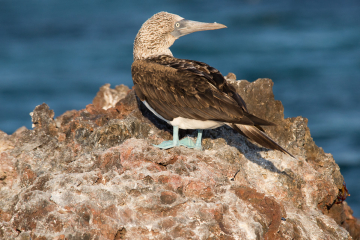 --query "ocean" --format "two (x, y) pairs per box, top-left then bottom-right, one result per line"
(0, 0), (359, 217)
